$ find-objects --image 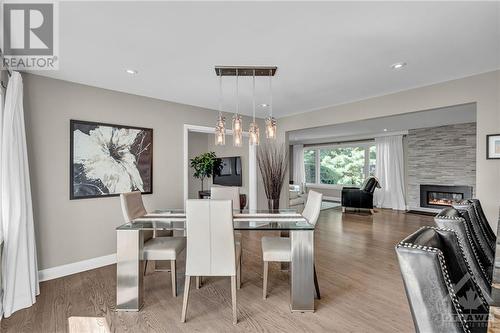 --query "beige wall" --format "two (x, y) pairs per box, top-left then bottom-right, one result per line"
(23, 74), (261, 270)
(280, 70), (500, 229)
